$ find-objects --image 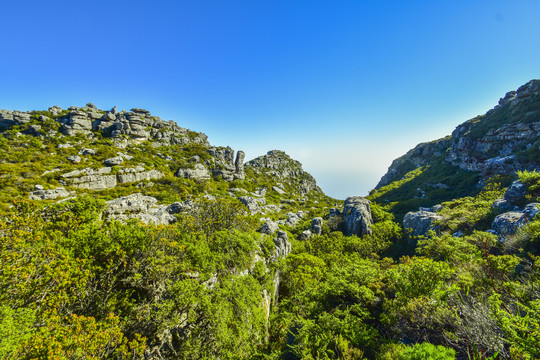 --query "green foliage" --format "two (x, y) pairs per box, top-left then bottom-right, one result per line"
(397, 342), (456, 360)
(0, 305), (35, 359)
(435, 183), (504, 234)
(518, 170), (540, 201)
(490, 294), (540, 359)
(369, 160), (481, 221)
